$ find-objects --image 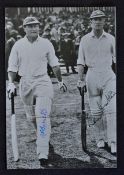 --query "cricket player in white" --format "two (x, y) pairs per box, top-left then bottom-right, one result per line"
(7, 16), (67, 168)
(77, 10), (116, 155)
